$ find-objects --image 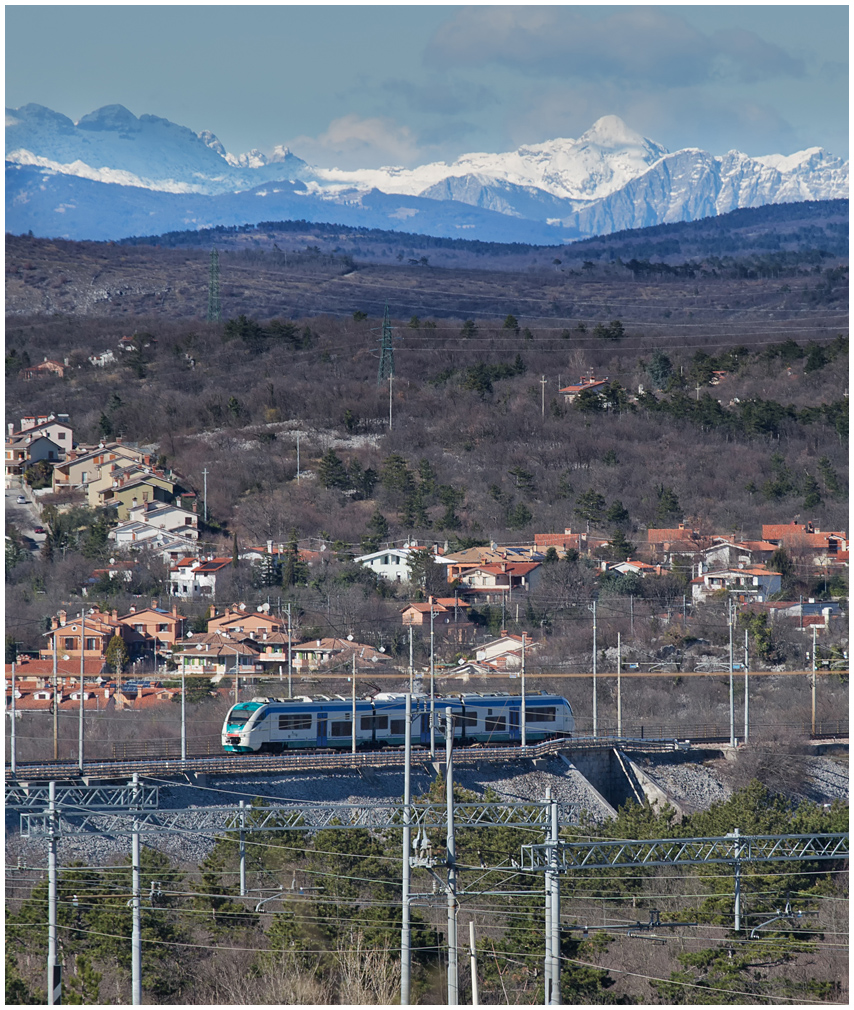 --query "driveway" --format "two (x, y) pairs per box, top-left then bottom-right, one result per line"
(5, 484), (46, 549)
